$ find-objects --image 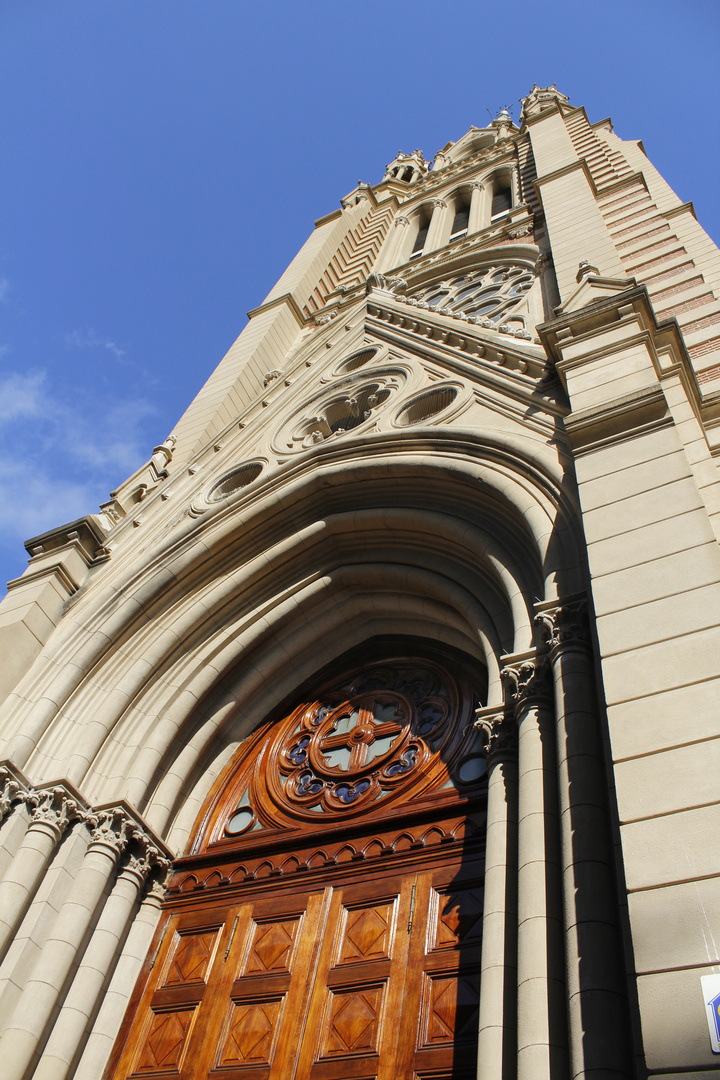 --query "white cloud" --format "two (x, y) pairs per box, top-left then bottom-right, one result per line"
(0, 367), (159, 549)
(0, 459), (102, 543)
(66, 327), (126, 360)
(0, 371), (45, 422)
